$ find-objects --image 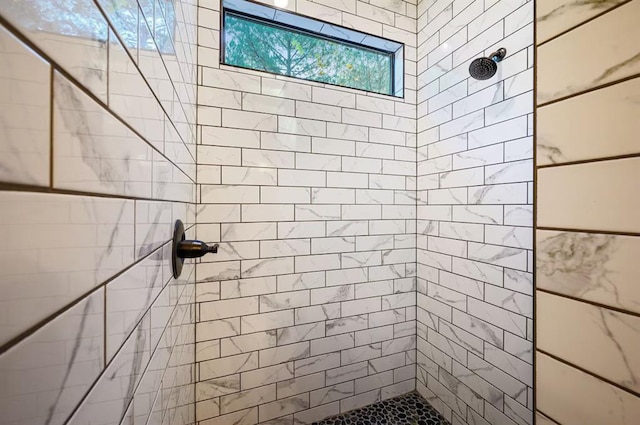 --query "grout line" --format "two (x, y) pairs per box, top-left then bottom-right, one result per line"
(0, 232), (194, 356)
(532, 0), (539, 414)
(535, 410), (562, 425)
(49, 65), (55, 189)
(61, 267), (193, 425)
(0, 182), (194, 203)
(537, 152), (640, 169)
(537, 72), (640, 108)
(537, 349), (640, 399)
(536, 288), (640, 319)
(535, 0), (634, 48)
(103, 286), (107, 369)
(536, 226), (640, 238)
